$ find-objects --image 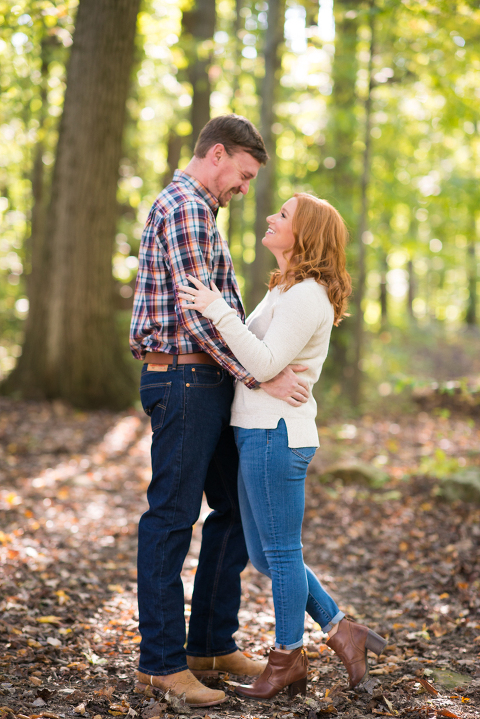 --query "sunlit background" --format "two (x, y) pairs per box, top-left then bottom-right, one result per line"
(0, 0), (479, 414)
